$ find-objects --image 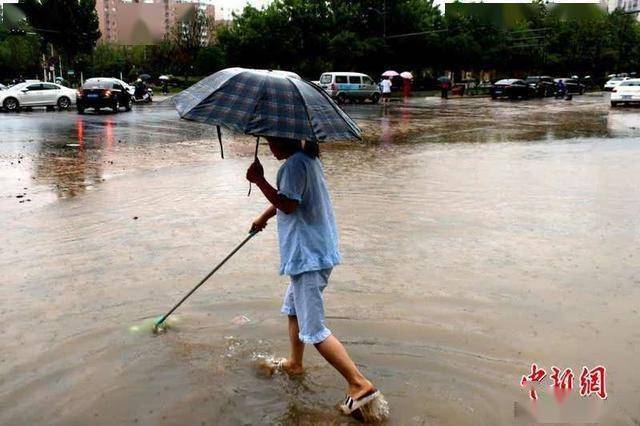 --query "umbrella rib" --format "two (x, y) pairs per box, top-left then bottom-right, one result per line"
(244, 73), (269, 137)
(304, 80), (362, 140)
(206, 75), (247, 131)
(289, 78), (318, 142)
